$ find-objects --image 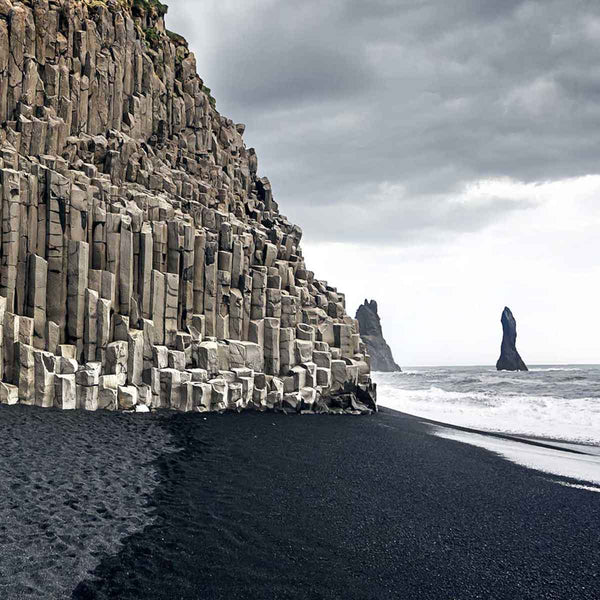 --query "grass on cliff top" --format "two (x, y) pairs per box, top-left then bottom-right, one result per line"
(166, 29), (187, 47)
(83, 0), (168, 17)
(133, 0), (168, 17)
